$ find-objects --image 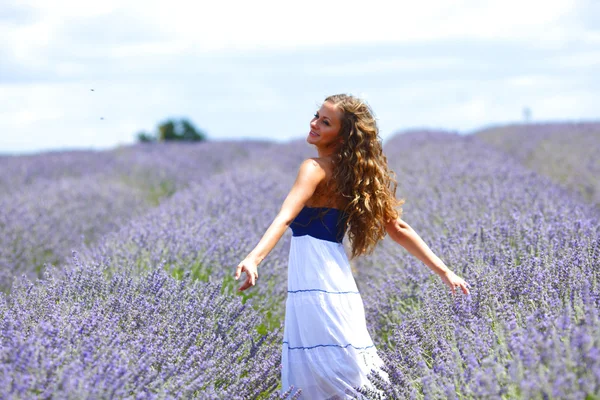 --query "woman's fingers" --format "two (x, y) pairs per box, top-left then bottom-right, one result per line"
(237, 270), (259, 292)
(238, 279), (251, 292)
(448, 277), (470, 296)
(234, 264), (243, 280)
(235, 258), (260, 291)
(238, 277), (255, 291)
(462, 282), (470, 295)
